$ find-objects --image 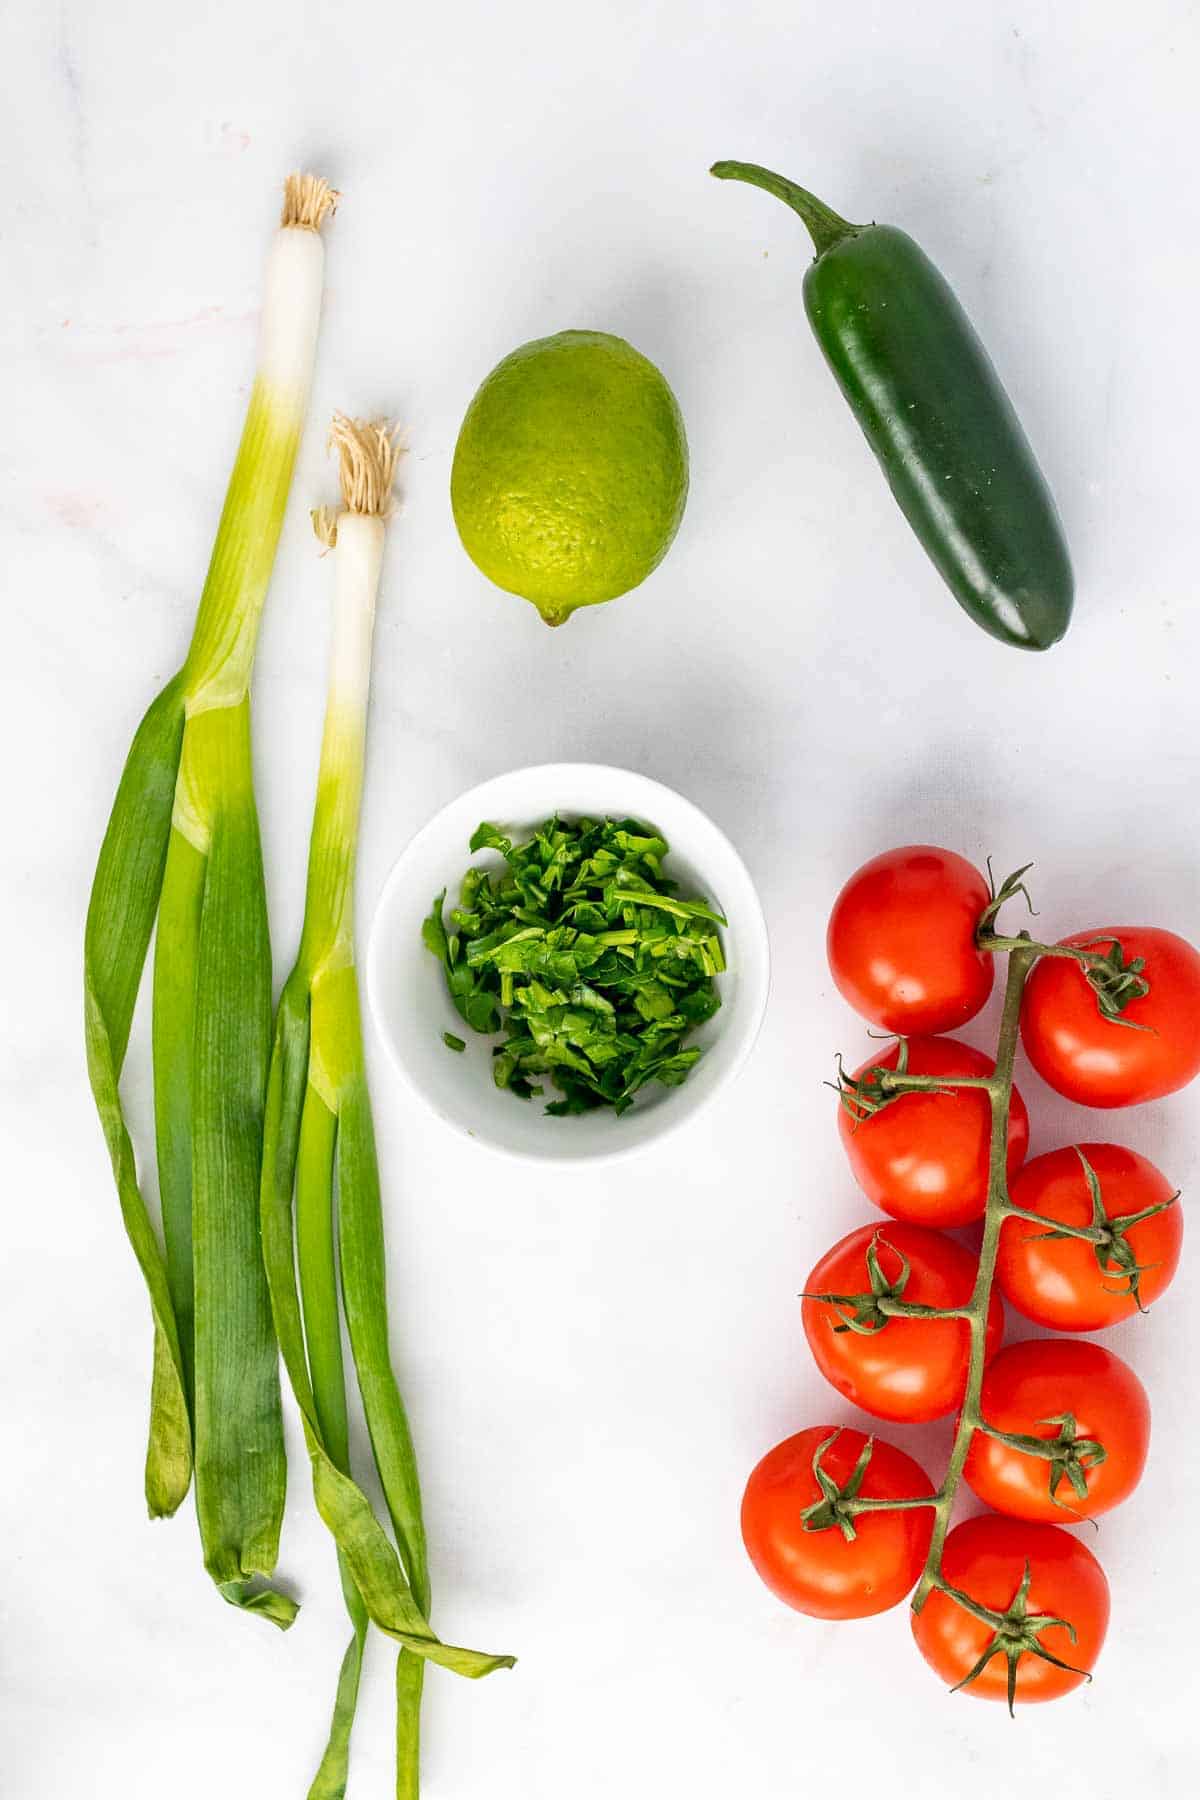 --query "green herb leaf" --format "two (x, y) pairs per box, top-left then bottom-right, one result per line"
(422, 816), (727, 1117)
(468, 821), (513, 857)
